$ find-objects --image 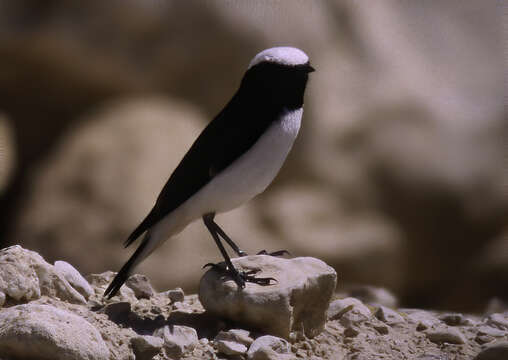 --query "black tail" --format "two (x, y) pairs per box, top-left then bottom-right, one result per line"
(104, 240), (148, 299)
